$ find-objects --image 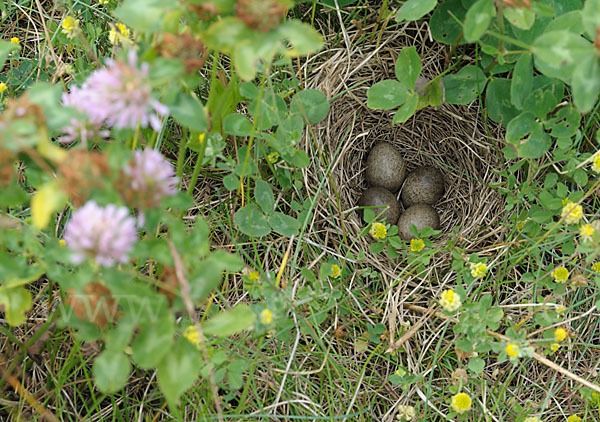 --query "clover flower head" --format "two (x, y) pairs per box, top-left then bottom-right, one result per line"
(63, 201), (137, 267)
(10, 37), (20, 45)
(439, 289), (461, 312)
(592, 151), (600, 173)
(505, 343), (520, 358)
(0, 82), (7, 94)
(370, 222), (387, 240)
(248, 270), (260, 281)
(567, 415), (582, 422)
(61, 16), (80, 39)
(396, 404), (416, 421)
(330, 264), (341, 278)
(122, 149), (178, 207)
(470, 262), (487, 278)
(109, 23), (131, 45)
(554, 327), (567, 342)
(524, 417), (541, 422)
(260, 308), (273, 324)
(410, 238), (425, 252)
(450, 392), (471, 414)
(550, 343), (559, 351)
(183, 324), (201, 346)
(593, 262), (600, 273)
(580, 223), (595, 242)
(551, 266), (569, 283)
(561, 200), (584, 225)
(59, 86), (110, 145)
